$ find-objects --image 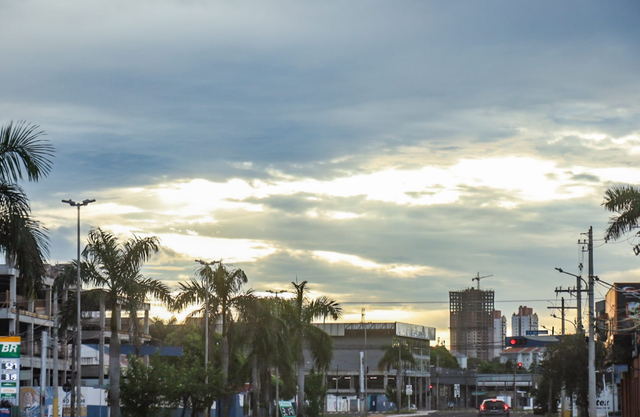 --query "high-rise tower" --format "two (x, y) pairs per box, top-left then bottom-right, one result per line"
(449, 288), (495, 361)
(511, 305), (538, 336)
